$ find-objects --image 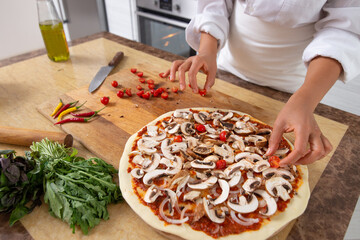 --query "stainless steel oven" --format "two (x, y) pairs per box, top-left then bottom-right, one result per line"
(136, 0), (197, 57)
